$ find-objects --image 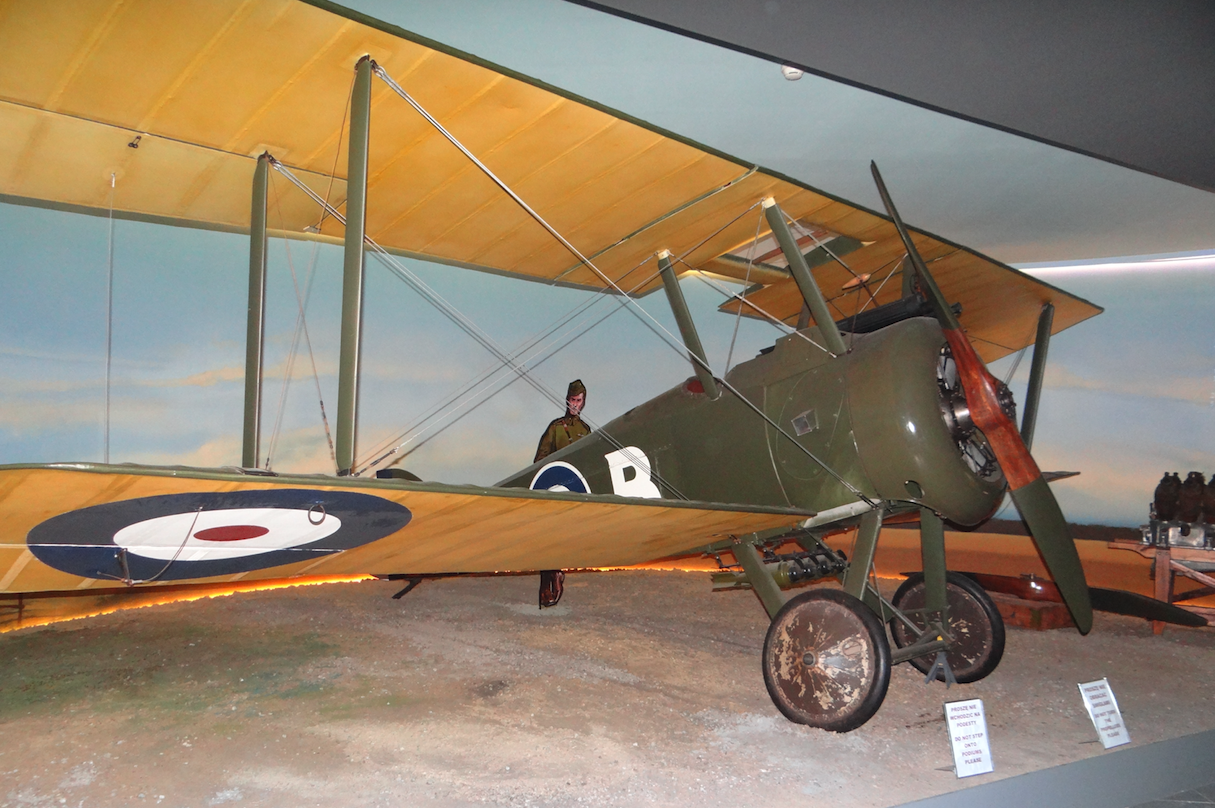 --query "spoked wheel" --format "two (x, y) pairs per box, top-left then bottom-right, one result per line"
(762, 589), (892, 732)
(890, 572), (1005, 683)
